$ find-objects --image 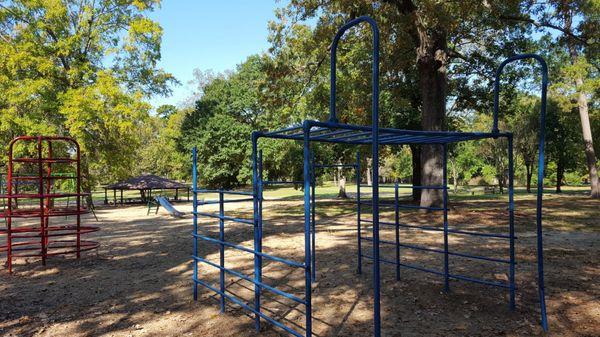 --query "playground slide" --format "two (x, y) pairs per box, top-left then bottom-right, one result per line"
(156, 196), (185, 217)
